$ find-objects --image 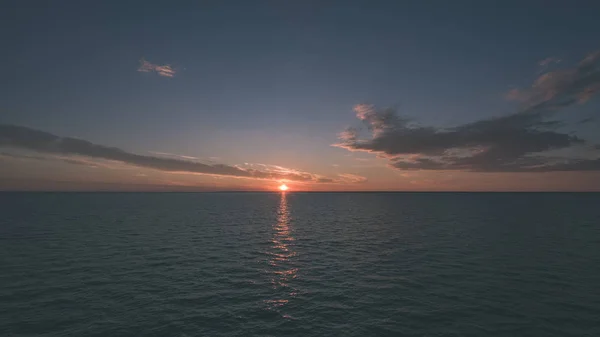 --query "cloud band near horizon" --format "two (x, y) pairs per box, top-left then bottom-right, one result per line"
(0, 124), (358, 184)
